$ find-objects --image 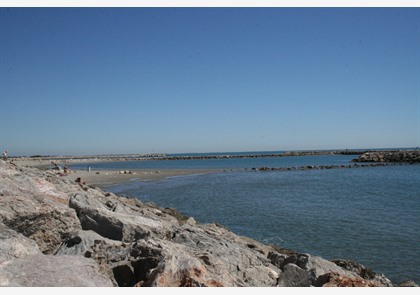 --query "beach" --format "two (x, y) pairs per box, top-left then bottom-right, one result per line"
(11, 157), (226, 188)
(11, 149), (418, 188)
(61, 168), (226, 188)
